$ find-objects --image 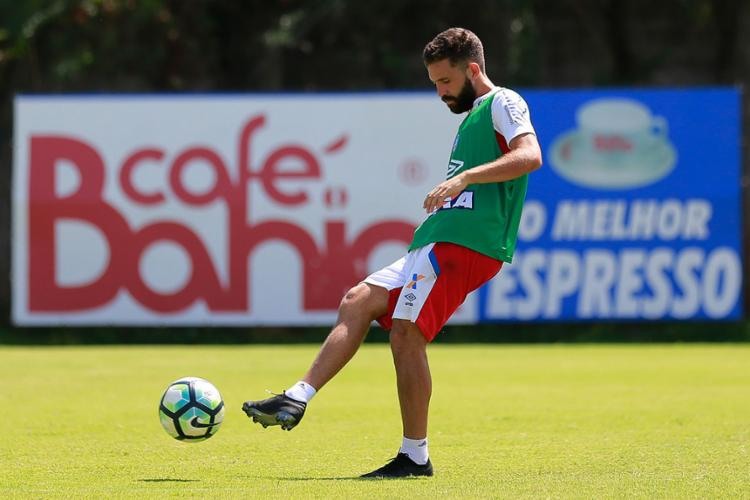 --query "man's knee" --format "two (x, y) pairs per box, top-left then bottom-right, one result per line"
(390, 320), (427, 353)
(339, 282), (387, 319)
